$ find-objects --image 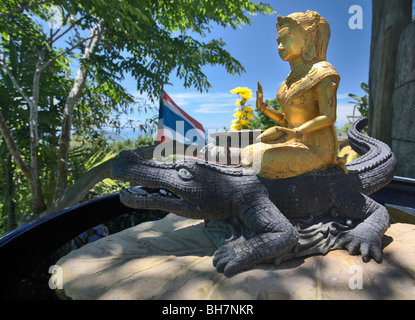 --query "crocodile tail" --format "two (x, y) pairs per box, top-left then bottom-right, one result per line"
(346, 117), (397, 195)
